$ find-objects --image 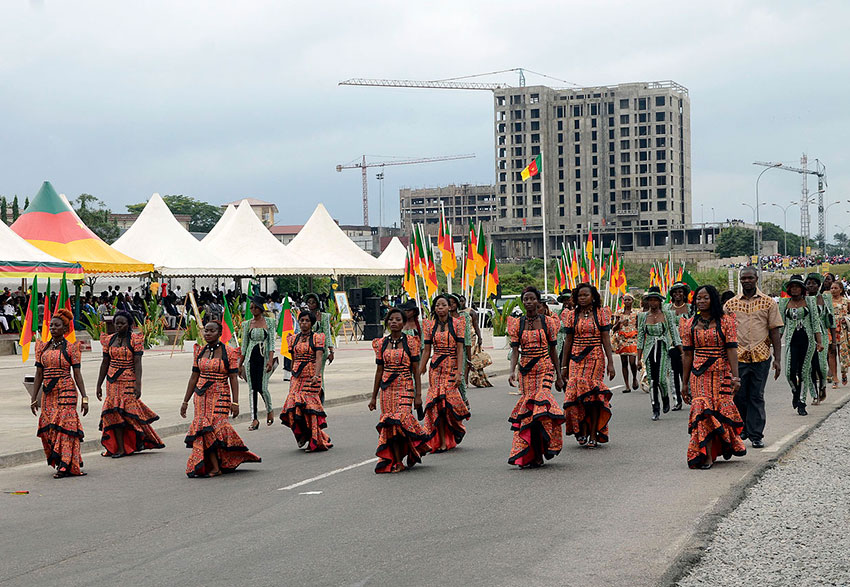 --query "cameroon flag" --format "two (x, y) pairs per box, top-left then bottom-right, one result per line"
(486, 245), (499, 296)
(41, 278), (52, 342)
(277, 297), (295, 359)
(54, 273), (76, 343)
(221, 301), (236, 345)
(520, 154), (541, 182)
(19, 276), (39, 362)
